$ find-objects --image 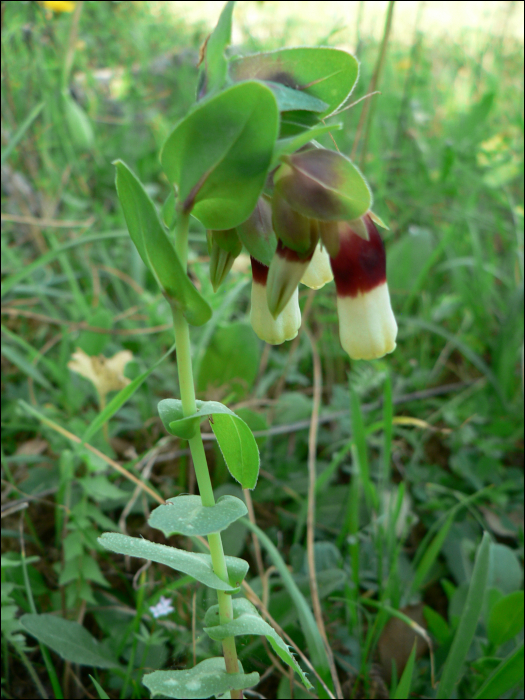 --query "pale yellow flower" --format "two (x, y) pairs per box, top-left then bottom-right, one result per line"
(68, 348), (133, 403)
